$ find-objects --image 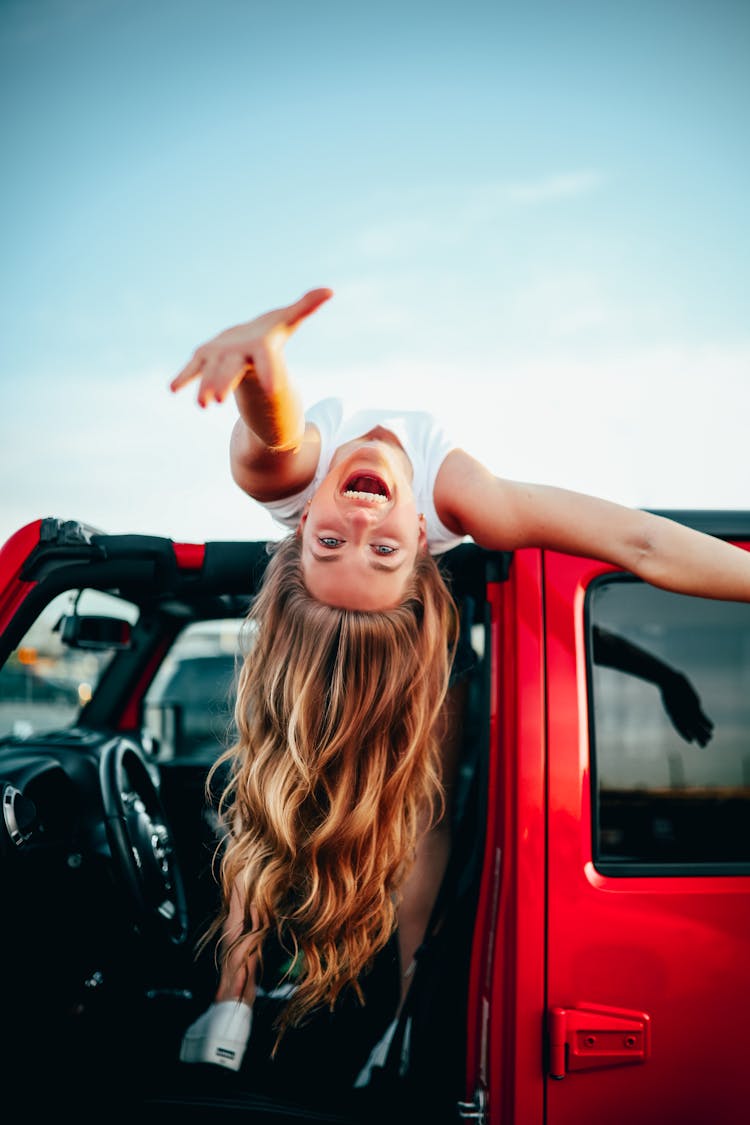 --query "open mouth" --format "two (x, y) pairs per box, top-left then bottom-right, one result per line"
(341, 473), (391, 504)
